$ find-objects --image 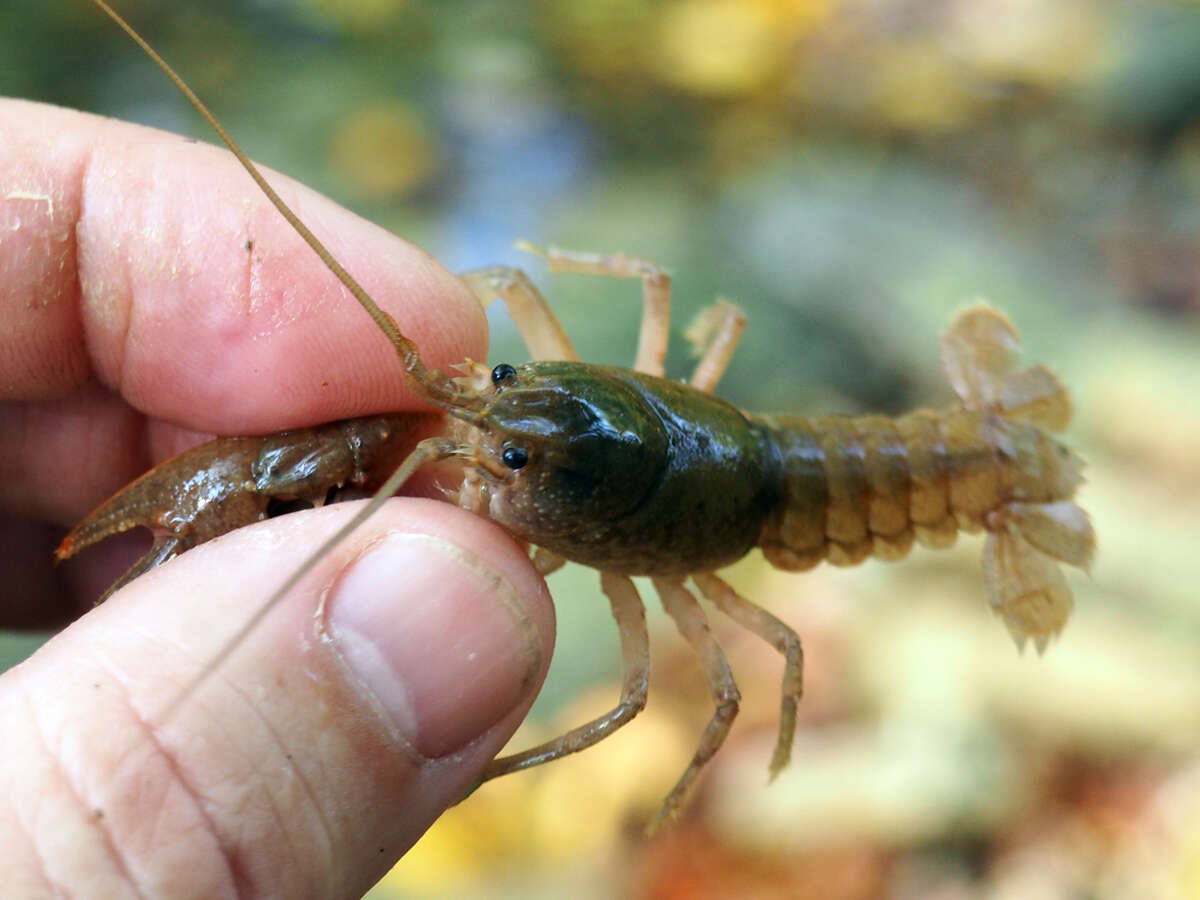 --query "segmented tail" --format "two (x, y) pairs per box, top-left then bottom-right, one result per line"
(757, 307), (1094, 652)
